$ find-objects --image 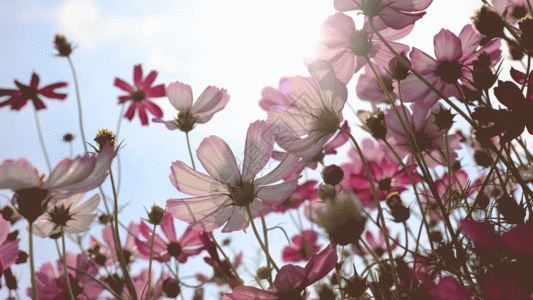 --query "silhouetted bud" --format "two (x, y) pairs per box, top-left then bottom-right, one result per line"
(388, 52), (411, 81)
(222, 238), (231, 246)
(386, 192), (410, 223)
(88, 241), (107, 266)
(472, 6), (505, 39)
(63, 133), (74, 143)
(162, 278), (181, 298)
(358, 109), (386, 140)
(472, 52), (498, 90)
(318, 184), (337, 201)
(519, 16), (533, 50)
(256, 266), (271, 280)
(94, 129), (117, 153)
(14, 187), (49, 223)
(497, 194), (526, 224)
(7, 230), (18, 241)
(474, 150), (492, 168)
(429, 231), (443, 243)
(54, 34), (73, 57)
(377, 262), (393, 288)
(146, 204), (166, 225)
(432, 106), (456, 131)
(4, 268), (17, 290)
(16, 251), (28, 264)
(98, 213), (113, 225)
(455, 129), (467, 143)
(104, 274), (125, 297)
(322, 165), (344, 186)
(475, 192), (490, 210)
(508, 41), (525, 60)
(342, 265), (367, 298)
(452, 160), (462, 172)
(1, 205), (21, 225)
(316, 283), (336, 300)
